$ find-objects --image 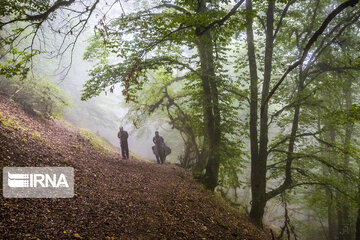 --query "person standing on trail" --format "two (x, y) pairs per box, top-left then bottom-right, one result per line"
(118, 127), (129, 159)
(153, 131), (166, 164)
